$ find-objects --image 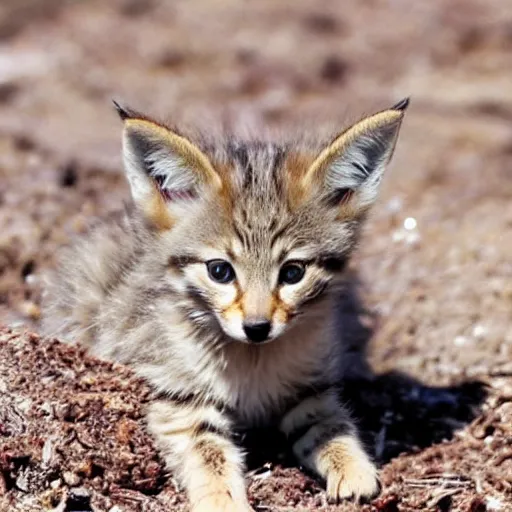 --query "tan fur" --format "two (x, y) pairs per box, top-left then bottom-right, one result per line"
(43, 100), (408, 511)
(148, 401), (250, 511)
(145, 182), (175, 230)
(284, 151), (316, 209)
